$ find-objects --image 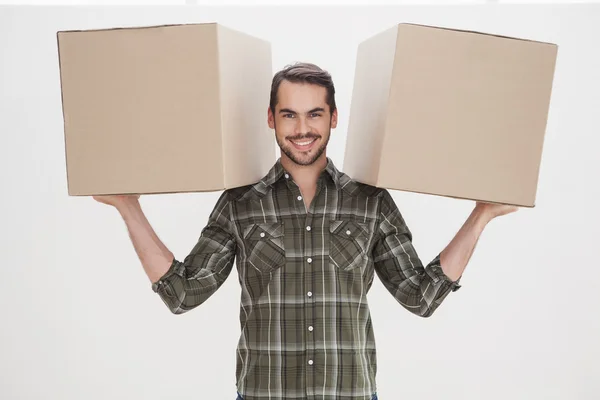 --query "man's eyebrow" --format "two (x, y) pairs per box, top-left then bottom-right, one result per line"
(278, 107), (326, 114)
